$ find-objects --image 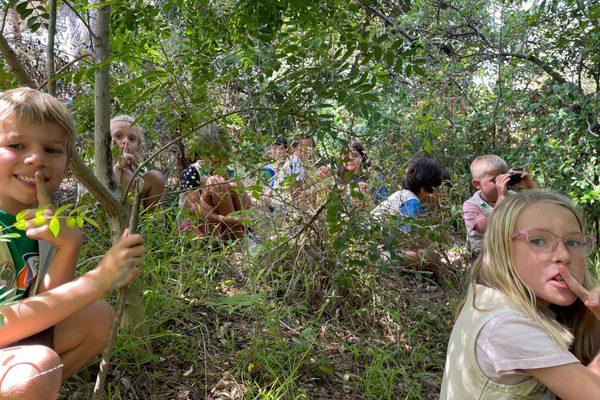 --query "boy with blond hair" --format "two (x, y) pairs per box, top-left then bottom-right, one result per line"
(463, 154), (536, 255)
(0, 88), (145, 398)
